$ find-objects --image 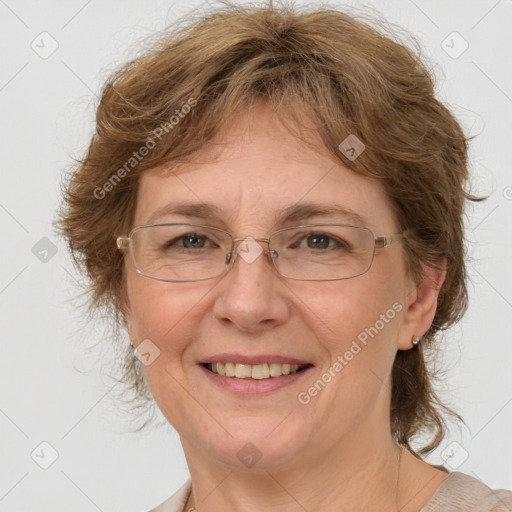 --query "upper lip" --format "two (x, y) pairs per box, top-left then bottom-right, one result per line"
(199, 353), (312, 366)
